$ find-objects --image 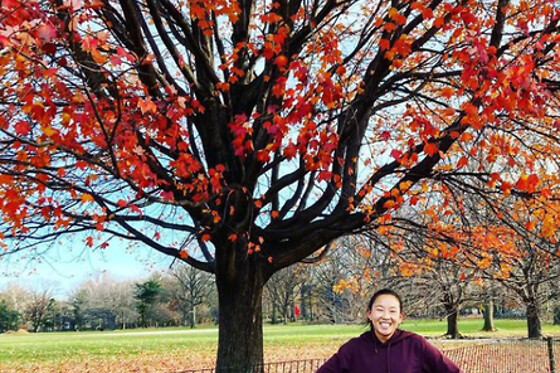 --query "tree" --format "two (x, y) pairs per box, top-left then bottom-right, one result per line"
(70, 291), (87, 331)
(168, 265), (214, 328)
(442, 192), (560, 338)
(42, 297), (59, 331)
(134, 279), (162, 327)
(1, 0), (560, 370)
(72, 274), (137, 329)
(0, 300), (20, 332)
(264, 264), (303, 324)
(379, 232), (481, 339)
(24, 289), (54, 332)
(480, 284), (500, 332)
